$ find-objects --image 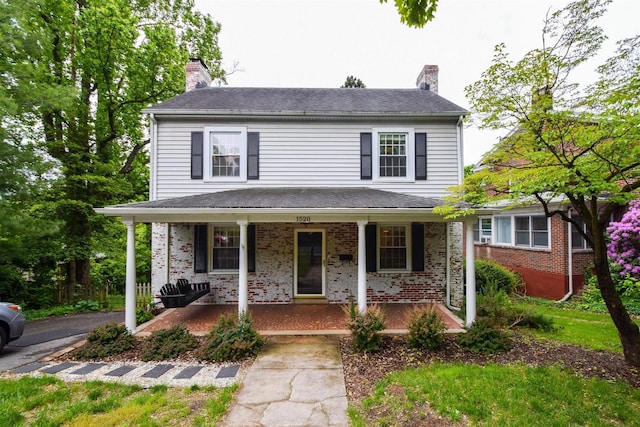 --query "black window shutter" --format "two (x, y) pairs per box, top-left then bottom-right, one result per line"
(247, 132), (260, 180)
(194, 224), (208, 273)
(248, 224), (256, 272)
(365, 224), (377, 272)
(360, 133), (372, 180)
(415, 133), (427, 181)
(411, 223), (425, 272)
(191, 132), (204, 179)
